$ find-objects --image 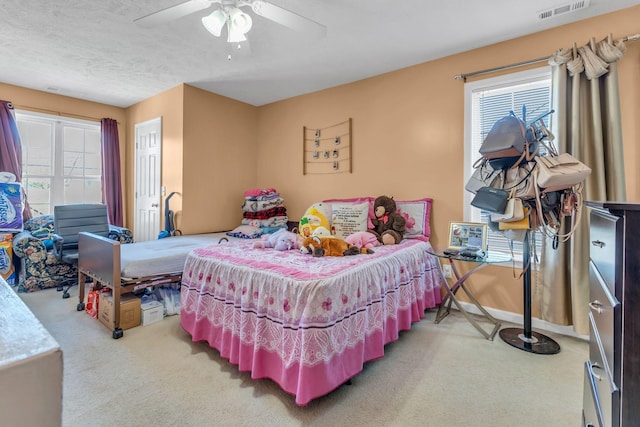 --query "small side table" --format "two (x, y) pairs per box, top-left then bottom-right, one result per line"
(428, 248), (511, 340)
